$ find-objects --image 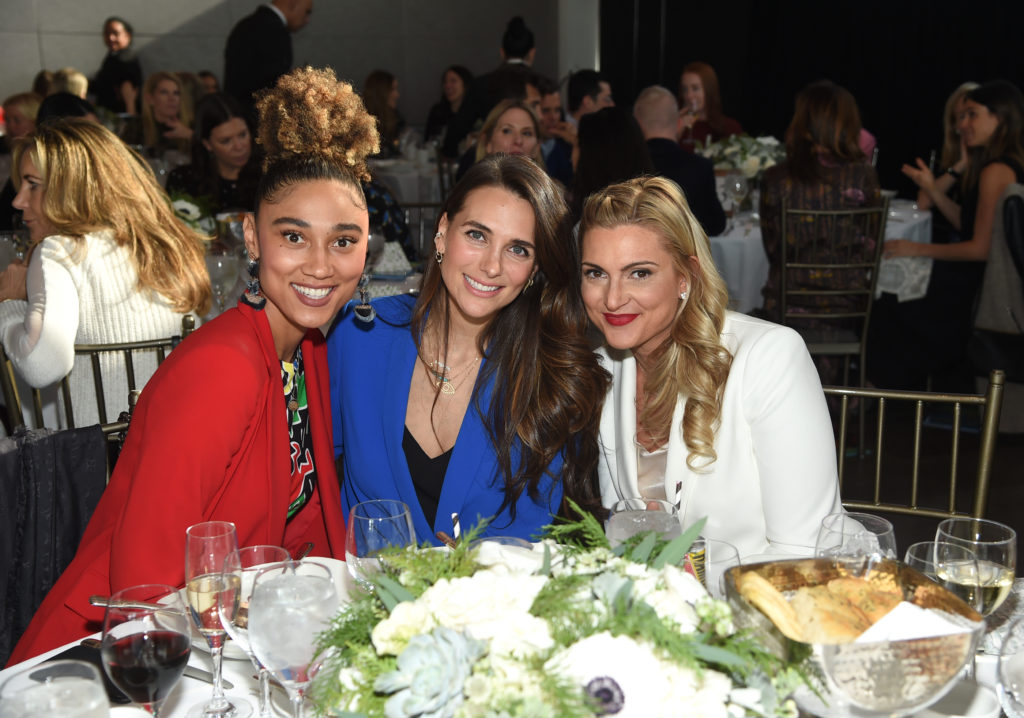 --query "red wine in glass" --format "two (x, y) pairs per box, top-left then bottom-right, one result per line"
(103, 630), (191, 706)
